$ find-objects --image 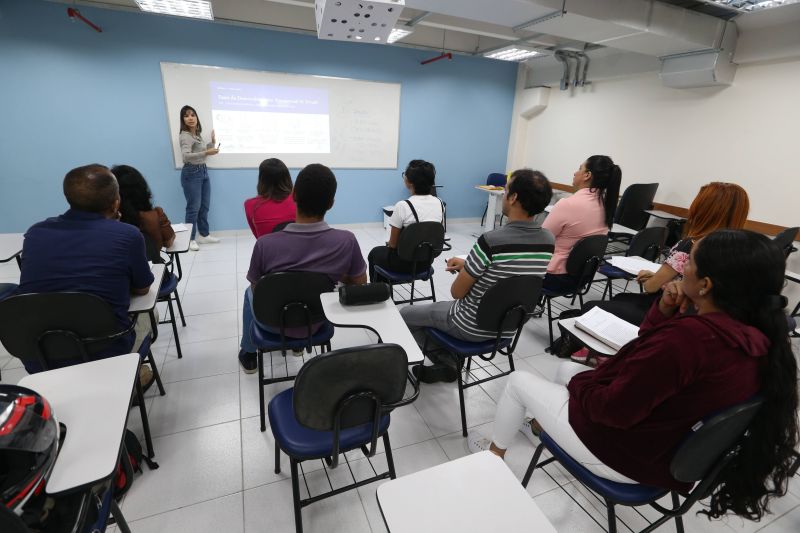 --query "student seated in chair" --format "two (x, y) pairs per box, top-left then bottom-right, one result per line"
(542, 155), (621, 293)
(244, 158), (296, 238)
(470, 230), (798, 522)
(238, 163), (367, 373)
(16, 164), (155, 374)
(113, 164), (176, 251)
(400, 169), (554, 380)
(368, 159), (444, 282)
